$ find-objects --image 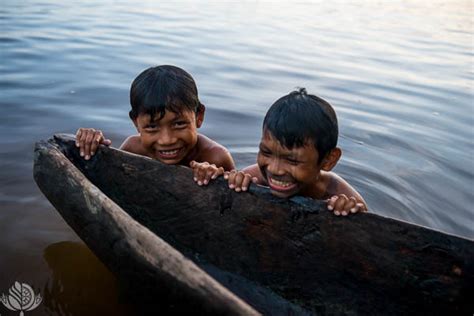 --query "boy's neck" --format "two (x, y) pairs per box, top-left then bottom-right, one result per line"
(178, 134), (201, 166)
(301, 171), (331, 200)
